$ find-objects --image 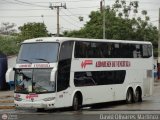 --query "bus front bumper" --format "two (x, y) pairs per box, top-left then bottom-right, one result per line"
(14, 101), (55, 109)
